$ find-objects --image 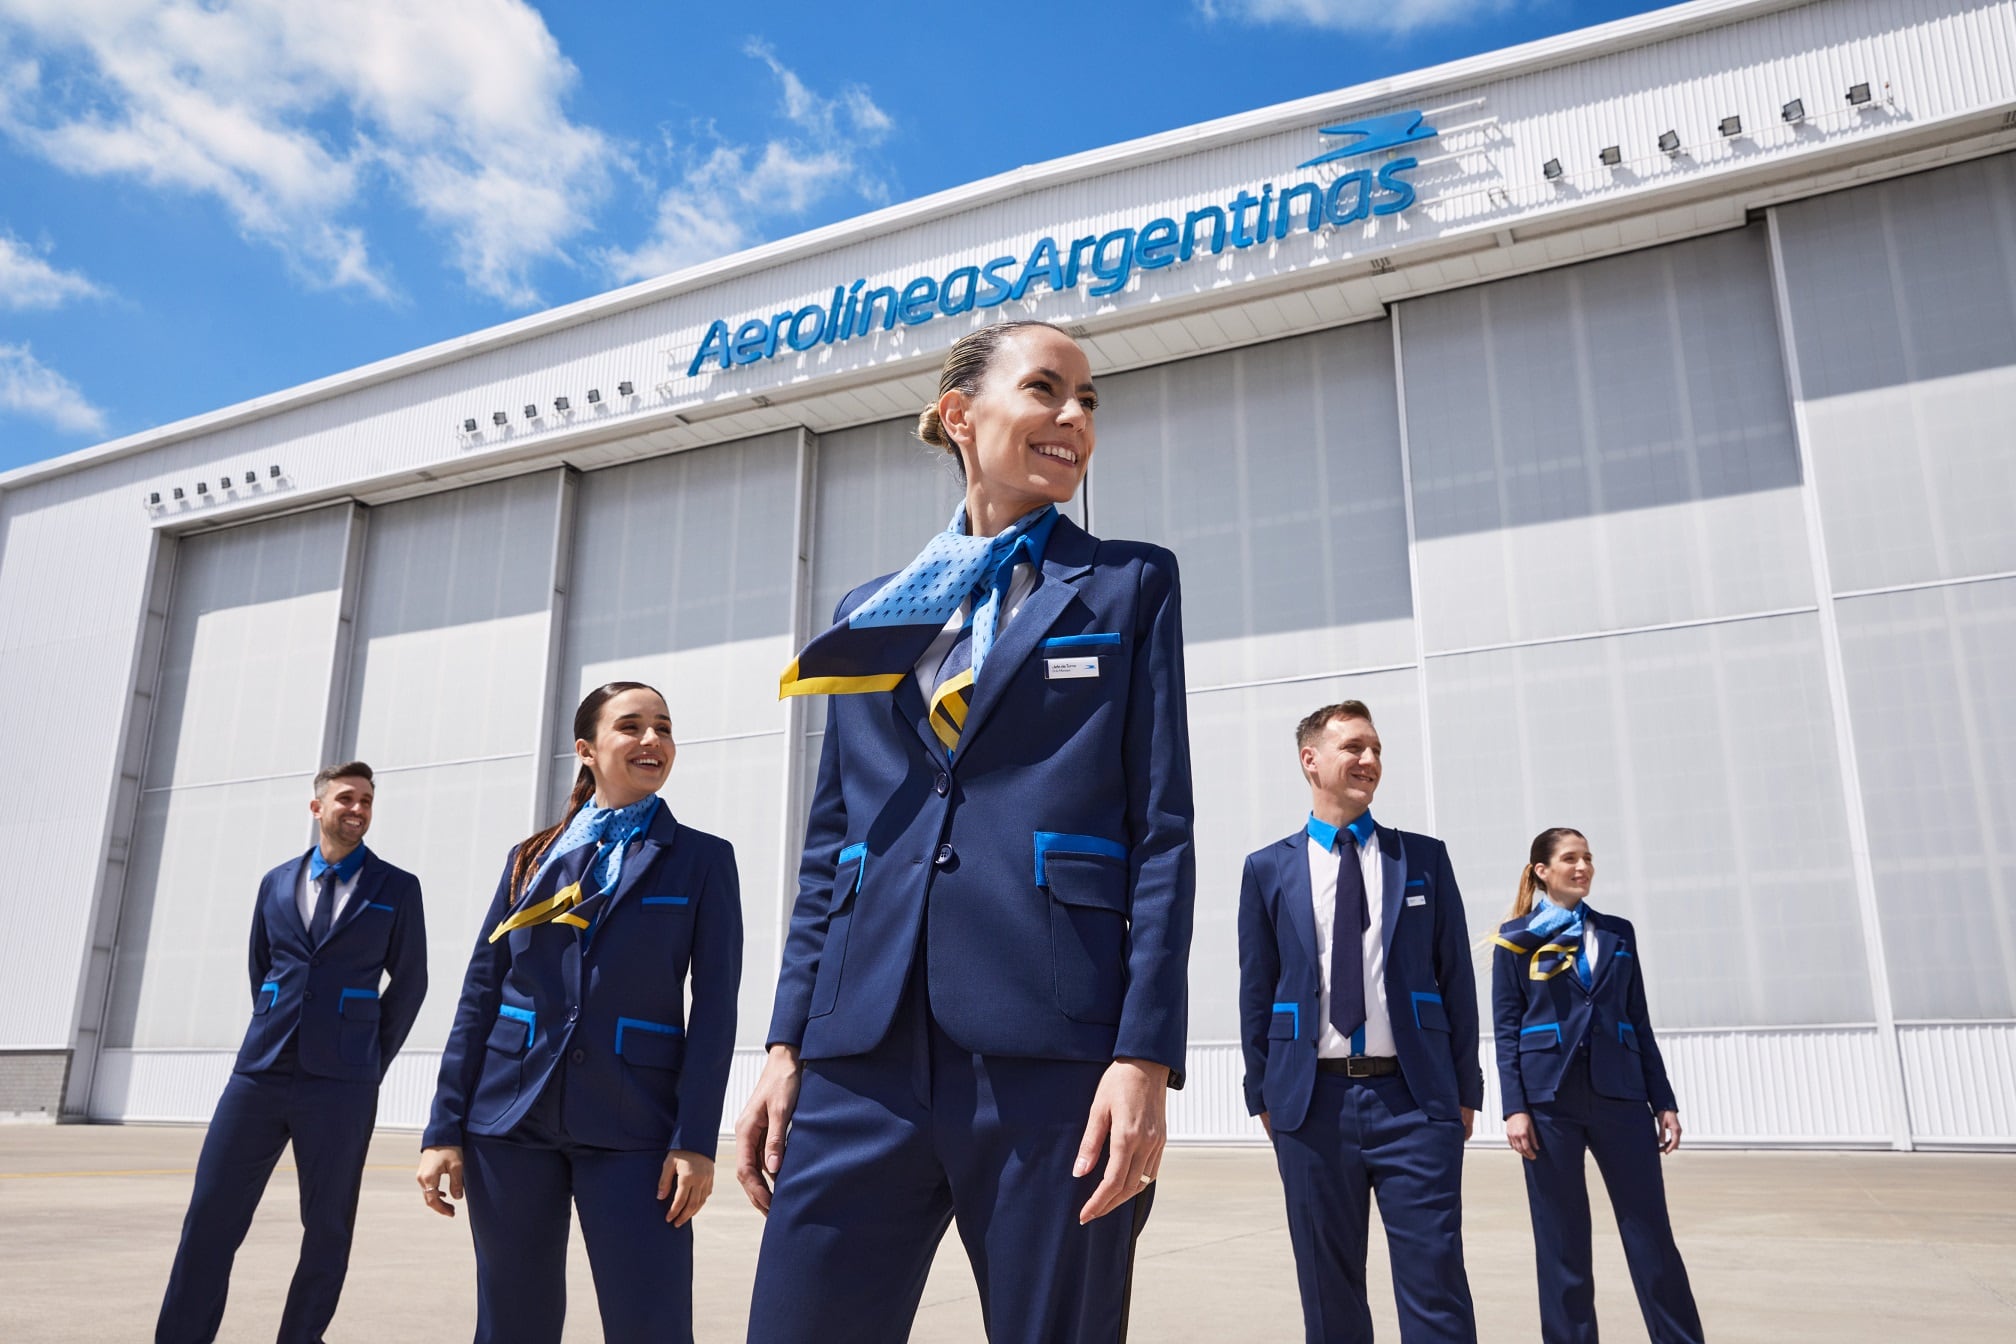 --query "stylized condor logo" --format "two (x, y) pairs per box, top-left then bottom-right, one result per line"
(1298, 111), (1440, 168)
